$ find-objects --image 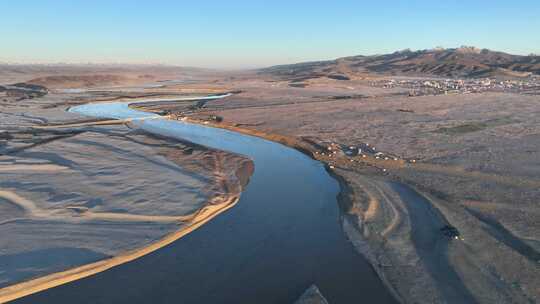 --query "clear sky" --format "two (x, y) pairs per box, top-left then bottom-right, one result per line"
(1, 1), (539, 68)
